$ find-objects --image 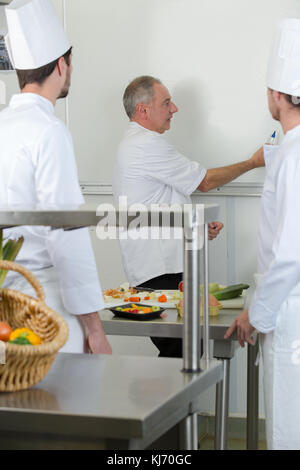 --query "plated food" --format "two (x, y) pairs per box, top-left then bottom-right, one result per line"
(109, 303), (165, 321)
